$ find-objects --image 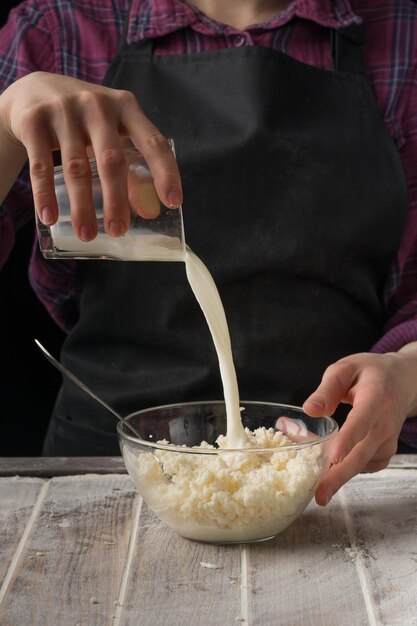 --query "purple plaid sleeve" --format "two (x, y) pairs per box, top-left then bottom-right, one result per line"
(0, 0), (129, 331)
